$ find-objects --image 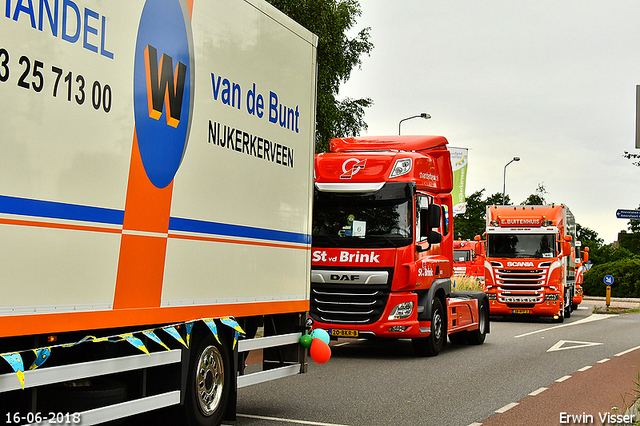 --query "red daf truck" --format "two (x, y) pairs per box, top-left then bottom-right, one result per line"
(483, 205), (576, 322)
(310, 135), (489, 356)
(453, 238), (485, 281)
